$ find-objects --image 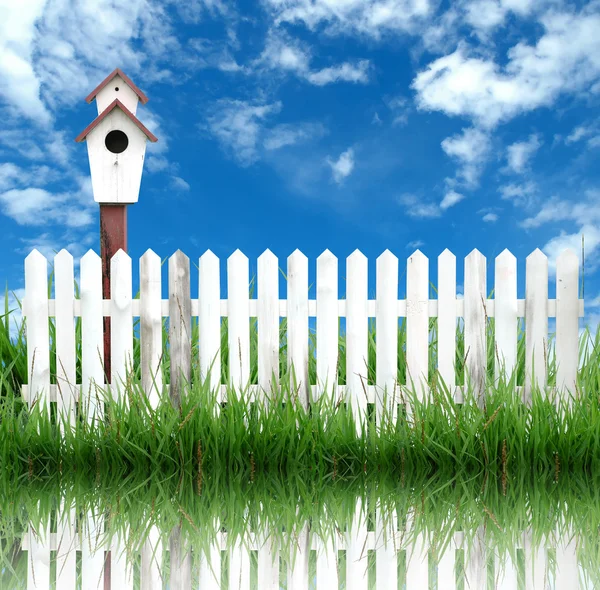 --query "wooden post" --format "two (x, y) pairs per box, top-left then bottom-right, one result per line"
(99, 203), (127, 590)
